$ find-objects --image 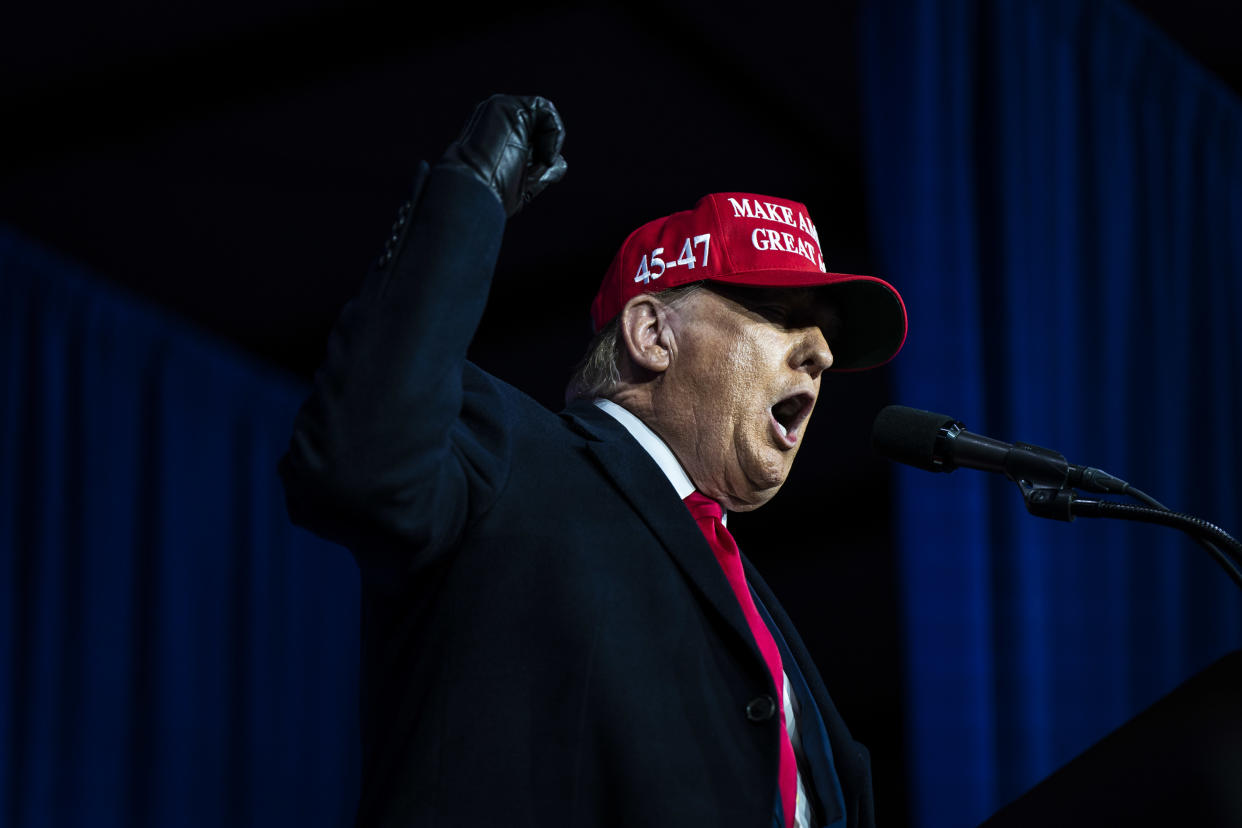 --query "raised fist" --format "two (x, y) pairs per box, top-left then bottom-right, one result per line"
(439, 94), (567, 216)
